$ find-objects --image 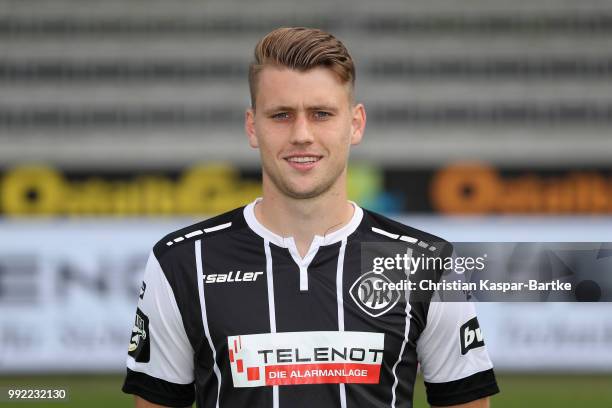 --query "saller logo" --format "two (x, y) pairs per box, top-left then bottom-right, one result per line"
(128, 308), (150, 362)
(460, 317), (485, 355)
(228, 331), (385, 387)
(203, 270), (263, 284)
(349, 271), (400, 317)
